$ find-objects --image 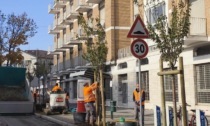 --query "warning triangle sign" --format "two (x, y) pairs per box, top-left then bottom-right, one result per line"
(127, 15), (149, 38)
